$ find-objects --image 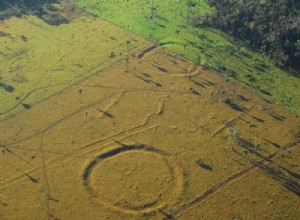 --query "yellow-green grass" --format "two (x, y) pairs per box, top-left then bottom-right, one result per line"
(75, 0), (212, 41)
(74, 0), (300, 114)
(0, 11), (148, 120)
(1, 46), (299, 219)
(179, 146), (300, 219)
